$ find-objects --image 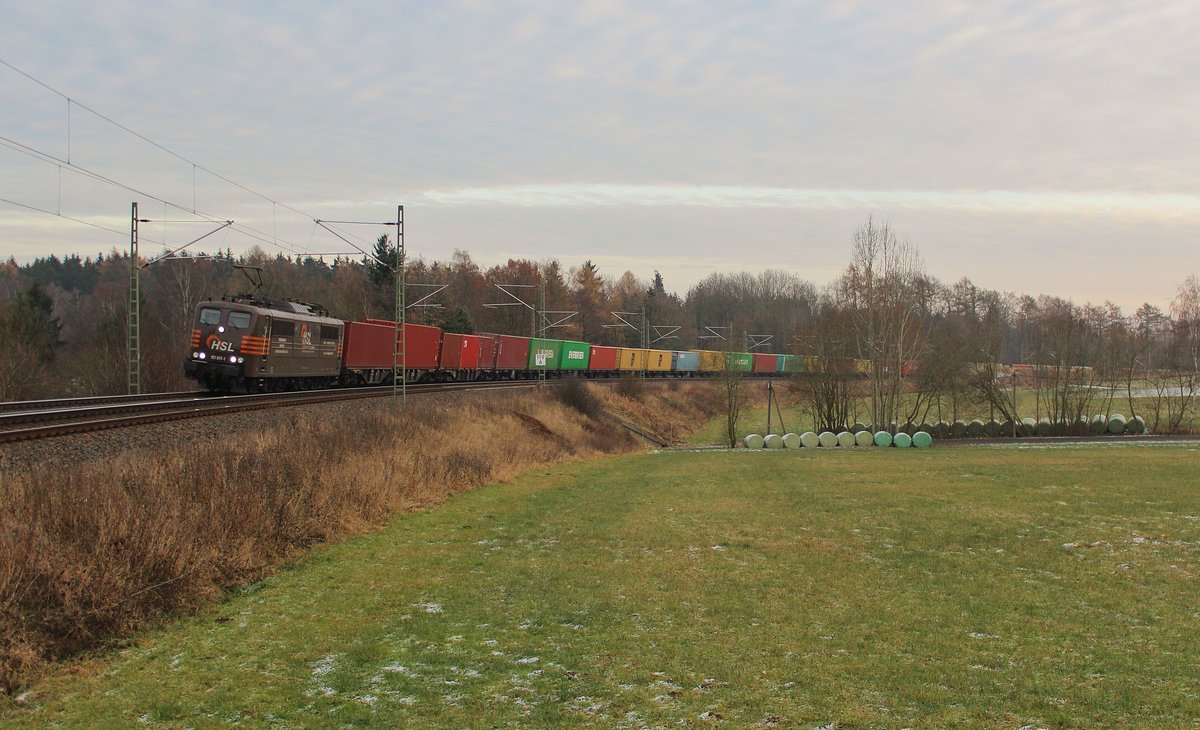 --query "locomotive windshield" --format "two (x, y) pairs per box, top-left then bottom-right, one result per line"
(228, 311), (252, 329)
(199, 308), (221, 325)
